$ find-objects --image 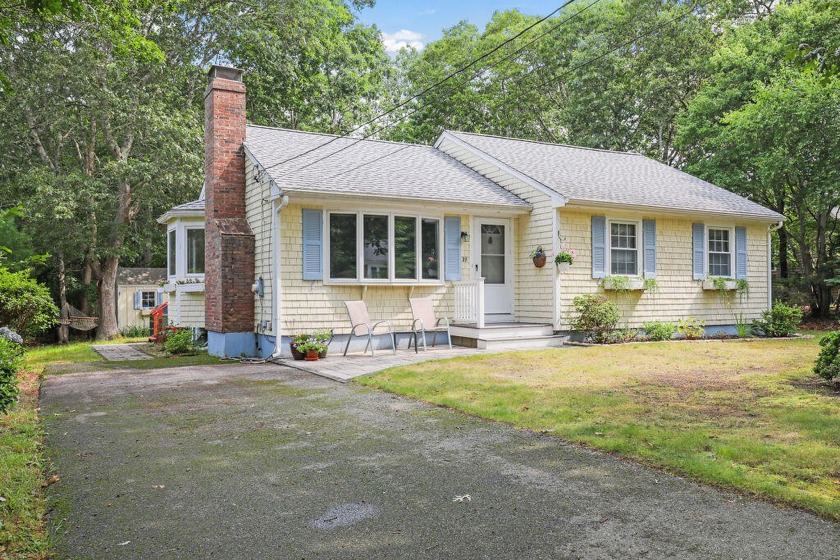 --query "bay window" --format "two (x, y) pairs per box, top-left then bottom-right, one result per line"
(167, 229), (176, 277)
(186, 228), (205, 275)
(327, 211), (442, 283)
